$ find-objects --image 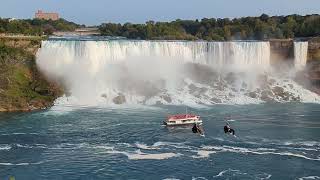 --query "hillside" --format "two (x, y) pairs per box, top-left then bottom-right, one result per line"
(0, 37), (62, 111)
